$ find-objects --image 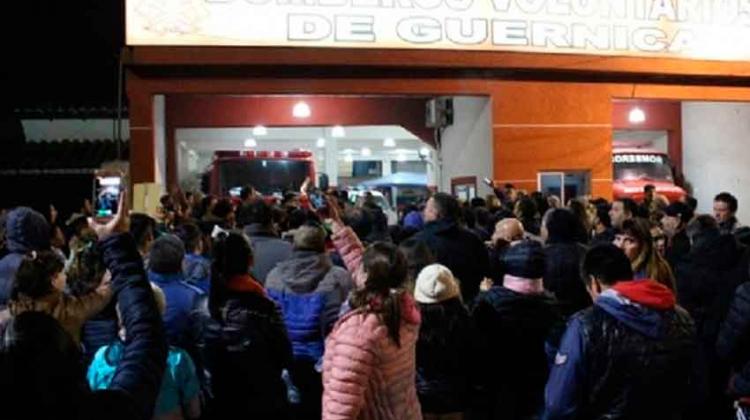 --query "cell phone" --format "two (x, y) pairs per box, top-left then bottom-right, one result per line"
(93, 173), (123, 219)
(483, 177), (494, 187)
